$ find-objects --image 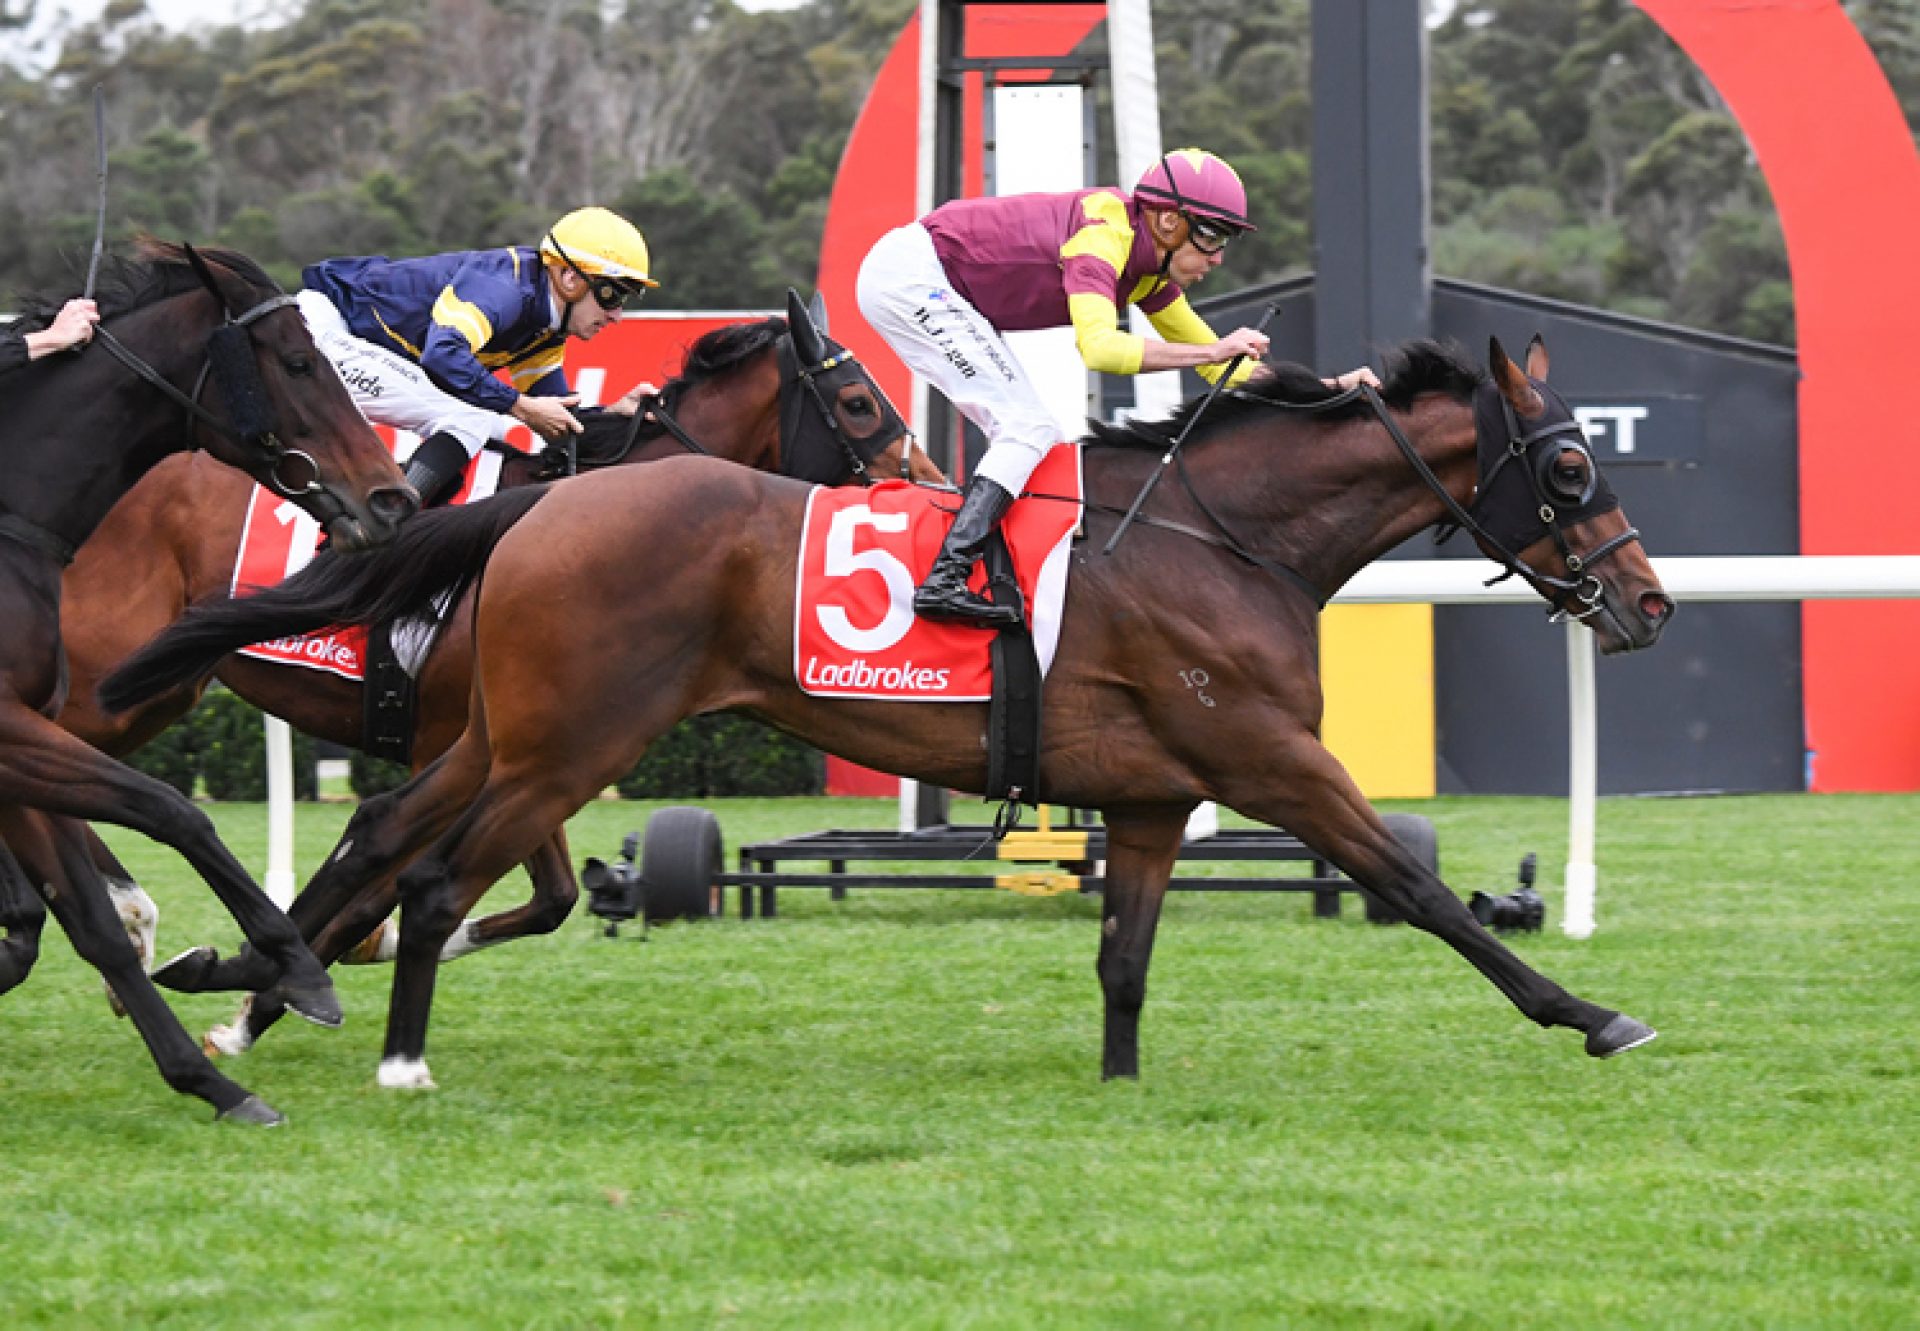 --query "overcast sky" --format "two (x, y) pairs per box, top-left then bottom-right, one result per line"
(4, 0), (811, 70)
